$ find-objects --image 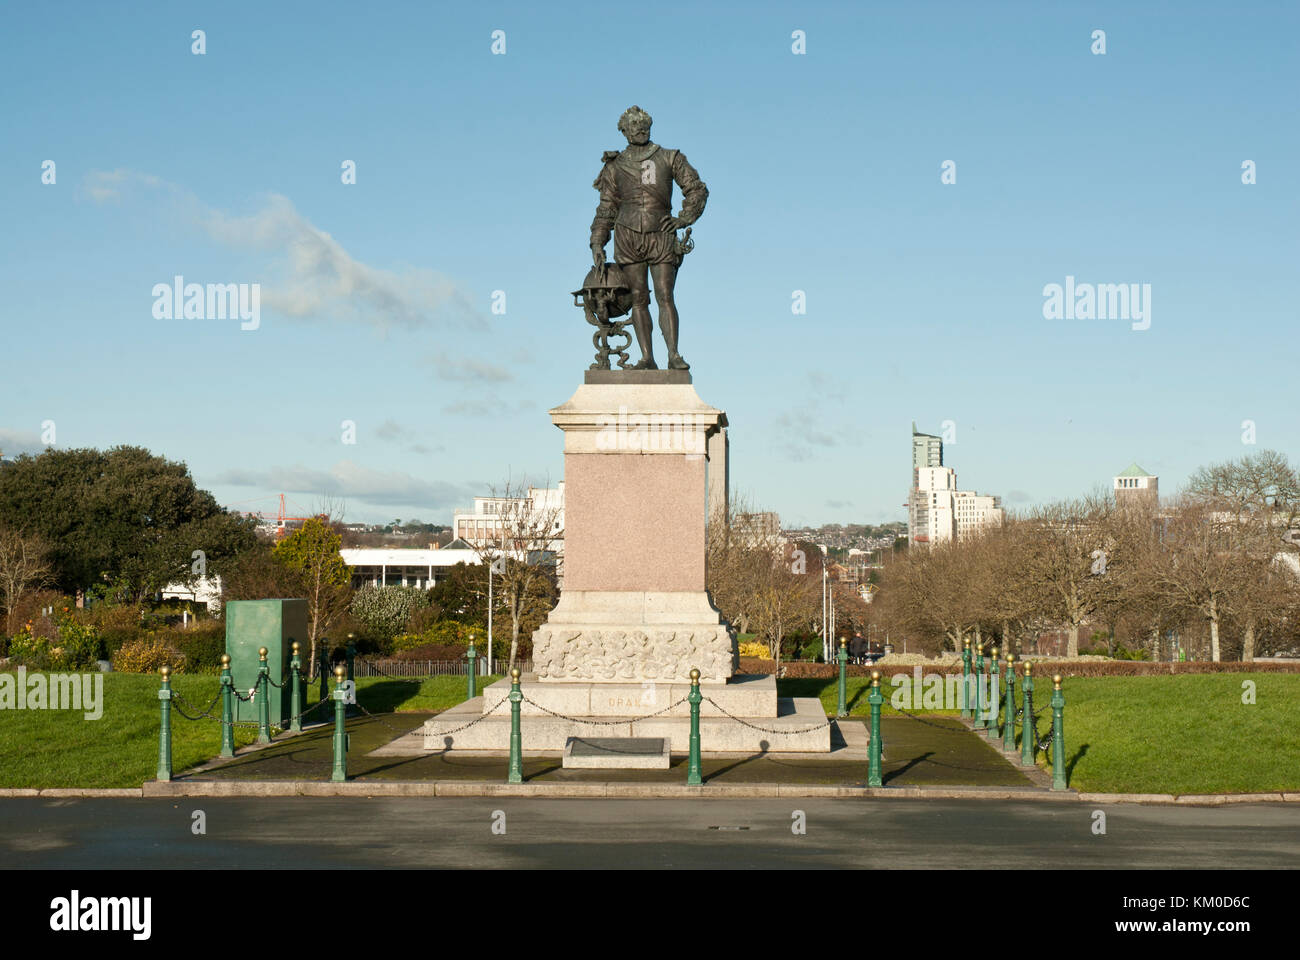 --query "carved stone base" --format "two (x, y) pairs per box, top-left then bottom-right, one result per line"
(531, 590), (738, 684)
